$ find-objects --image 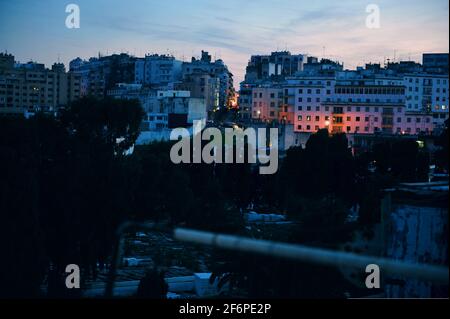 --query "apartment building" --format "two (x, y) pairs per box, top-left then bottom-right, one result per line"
(0, 53), (81, 117)
(403, 74), (449, 130)
(134, 54), (183, 86)
(69, 53), (136, 97)
(251, 86), (284, 122)
(182, 51), (234, 109)
(293, 74), (433, 135)
(422, 53), (449, 74)
(245, 51), (306, 82)
(238, 84), (253, 120)
(175, 71), (220, 112)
